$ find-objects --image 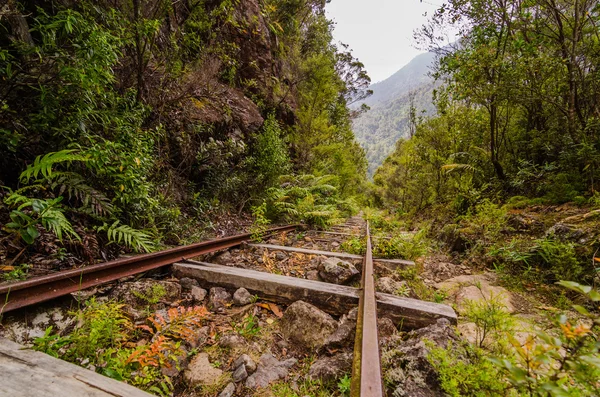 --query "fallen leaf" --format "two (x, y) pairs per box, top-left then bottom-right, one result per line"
(266, 318), (274, 324)
(0, 266), (15, 272)
(268, 303), (283, 318)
